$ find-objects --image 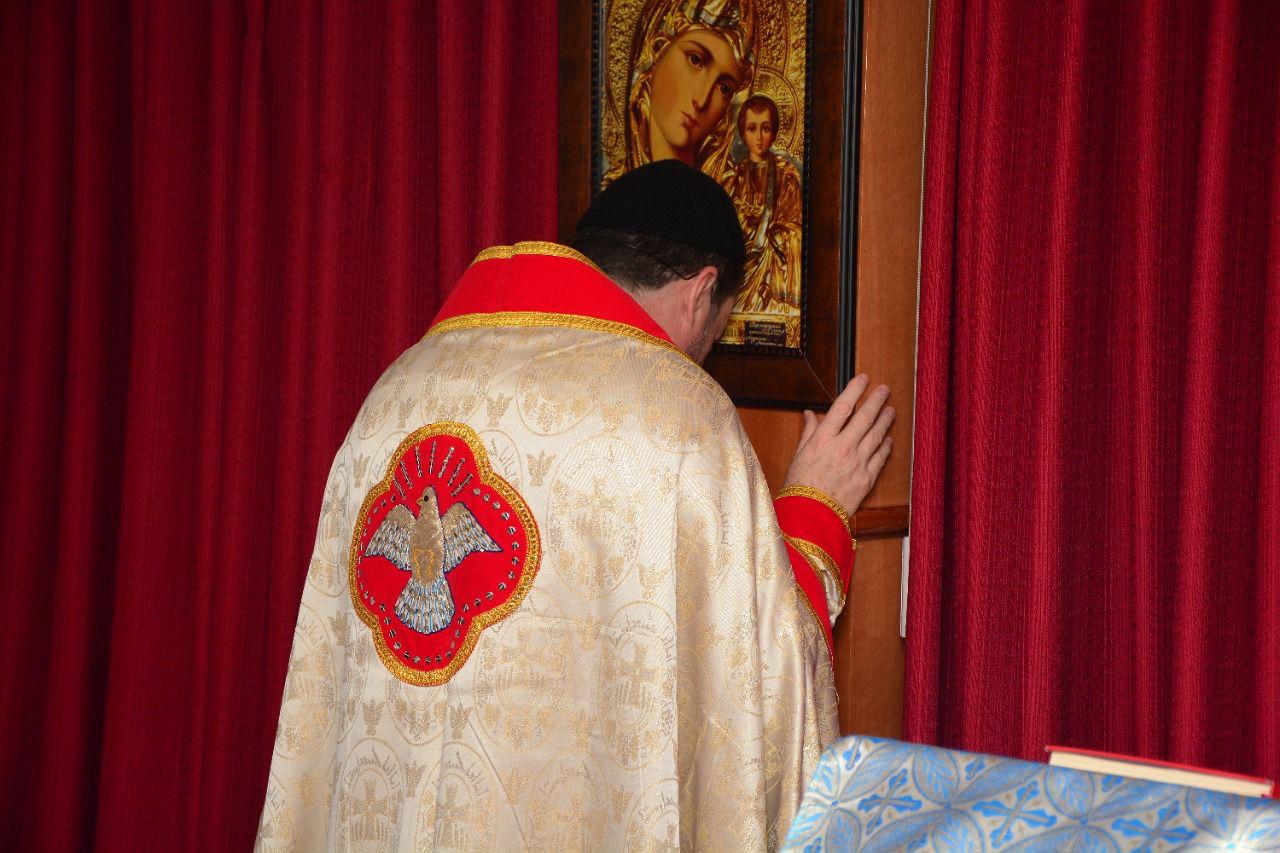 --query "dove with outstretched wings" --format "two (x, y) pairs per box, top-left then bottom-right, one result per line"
(364, 486), (502, 634)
